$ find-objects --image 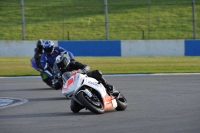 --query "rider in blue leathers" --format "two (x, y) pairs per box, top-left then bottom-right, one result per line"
(34, 39), (44, 71)
(31, 39), (54, 87)
(40, 40), (74, 79)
